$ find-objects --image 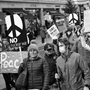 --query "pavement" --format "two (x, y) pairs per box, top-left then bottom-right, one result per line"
(0, 35), (53, 90)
